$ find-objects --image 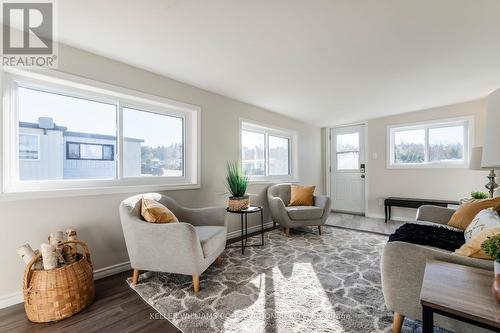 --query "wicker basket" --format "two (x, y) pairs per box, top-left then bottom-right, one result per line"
(228, 196), (250, 211)
(23, 240), (95, 323)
